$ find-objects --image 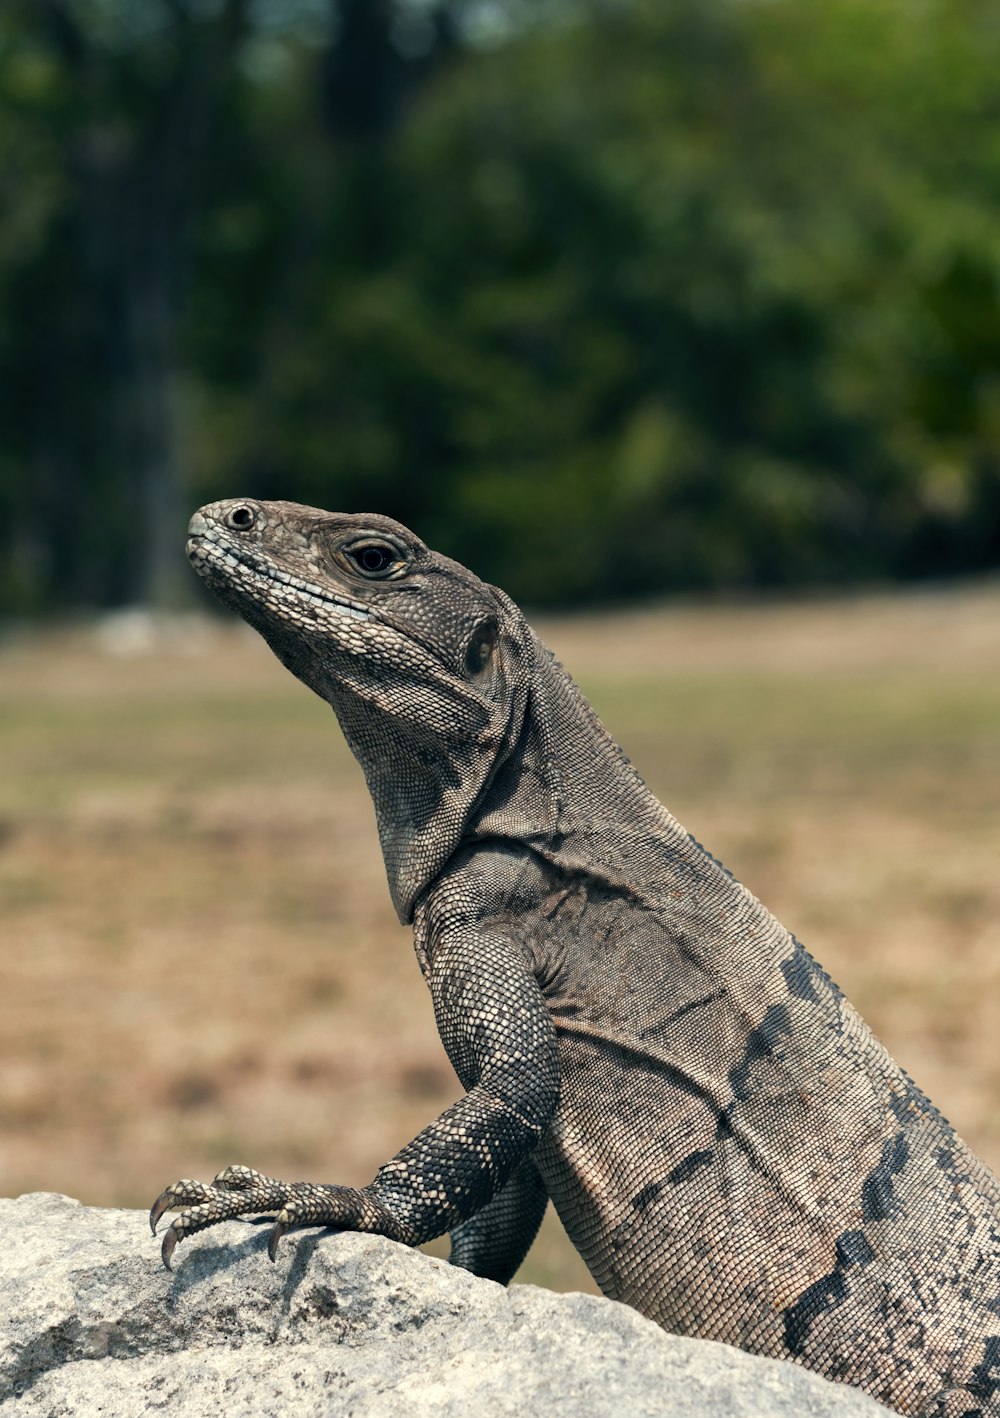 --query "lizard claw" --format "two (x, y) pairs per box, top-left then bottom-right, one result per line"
(268, 1215), (289, 1262)
(161, 1225), (179, 1271)
(150, 1187), (179, 1235)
